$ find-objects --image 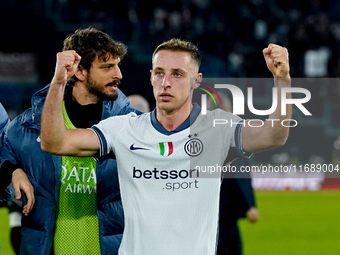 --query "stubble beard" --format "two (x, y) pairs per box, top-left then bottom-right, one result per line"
(85, 75), (119, 102)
